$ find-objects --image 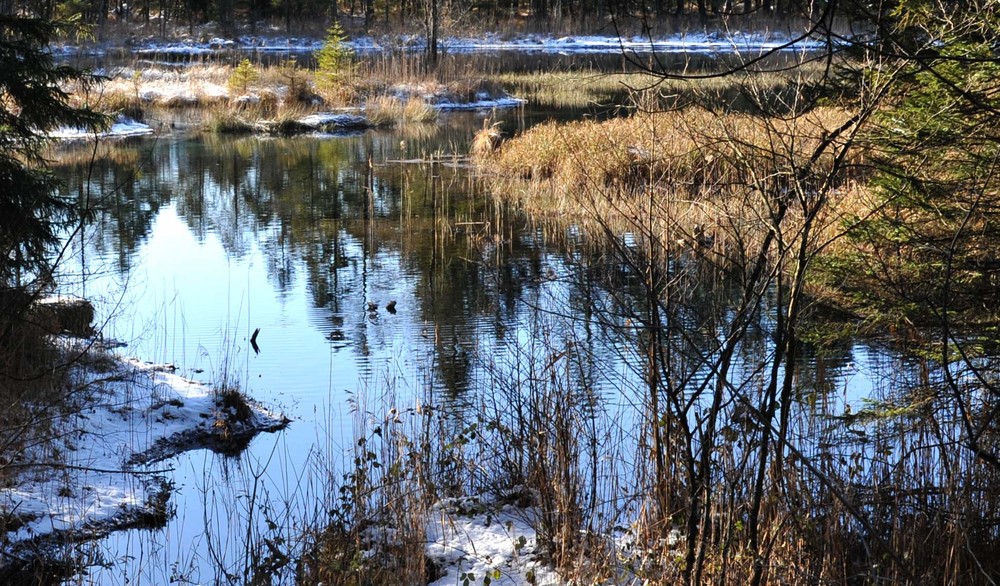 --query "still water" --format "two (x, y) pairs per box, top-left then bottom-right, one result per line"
(49, 111), (617, 582)
(48, 106), (896, 583)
